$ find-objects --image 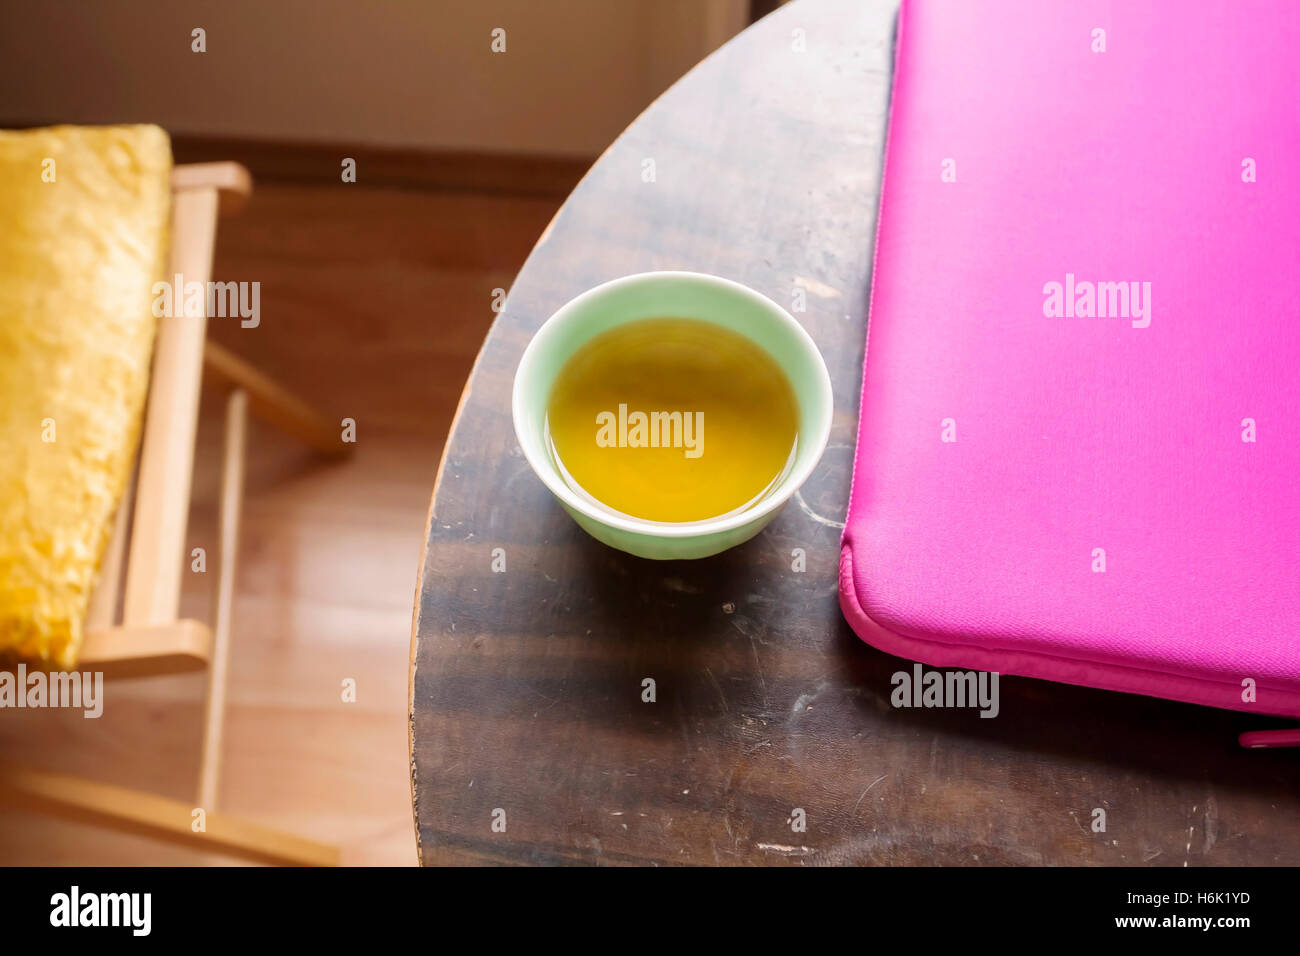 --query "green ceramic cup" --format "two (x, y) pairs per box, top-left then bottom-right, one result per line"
(512, 271), (833, 560)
